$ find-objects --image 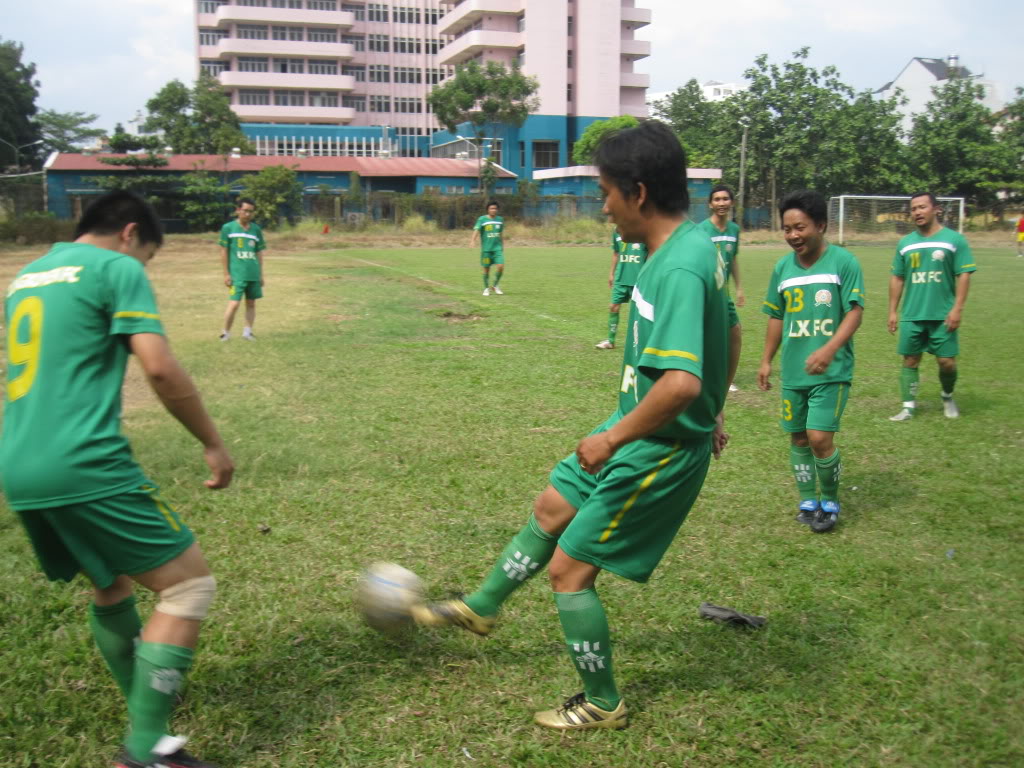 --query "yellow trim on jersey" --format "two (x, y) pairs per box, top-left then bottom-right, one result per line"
(764, 300), (780, 310)
(960, 264), (976, 269)
(851, 288), (861, 293)
(113, 311), (161, 320)
(599, 442), (681, 543)
(642, 347), (698, 362)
